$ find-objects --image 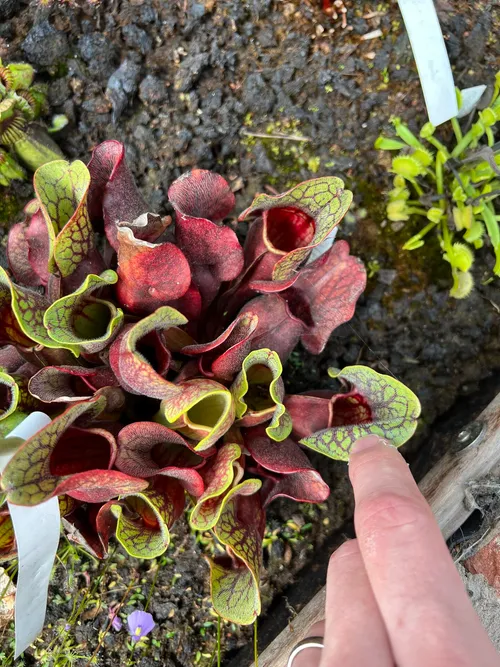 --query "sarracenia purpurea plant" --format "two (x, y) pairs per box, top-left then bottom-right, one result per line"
(0, 141), (420, 624)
